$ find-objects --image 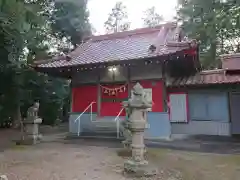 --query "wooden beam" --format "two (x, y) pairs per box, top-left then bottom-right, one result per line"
(127, 66), (131, 98)
(162, 63), (168, 112)
(228, 92), (232, 123)
(70, 80), (73, 113)
(97, 70), (101, 116)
